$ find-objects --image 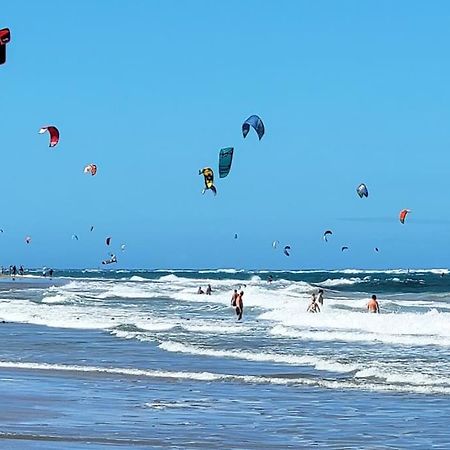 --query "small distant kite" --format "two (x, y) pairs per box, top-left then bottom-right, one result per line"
(234, 233), (238, 239)
(399, 209), (410, 224)
(25, 236), (31, 244)
(272, 240), (280, 249)
(84, 164), (97, 176)
(375, 247), (379, 252)
(341, 246), (349, 252)
(38, 126), (60, 147)
(72, 234), (79, 241)
(199, 167), (217, 195)
(356, 183), (368, 198)
(283, 245), (291, 256)
(90, 225), (94, 232)
(219, 147), (234, 178)
(323, 230), (333, 242)
(0, 28), (11, 65)
(120, 244), (126, 251)
(242, 115), (265, 140)
(106, 237), (111, 246)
